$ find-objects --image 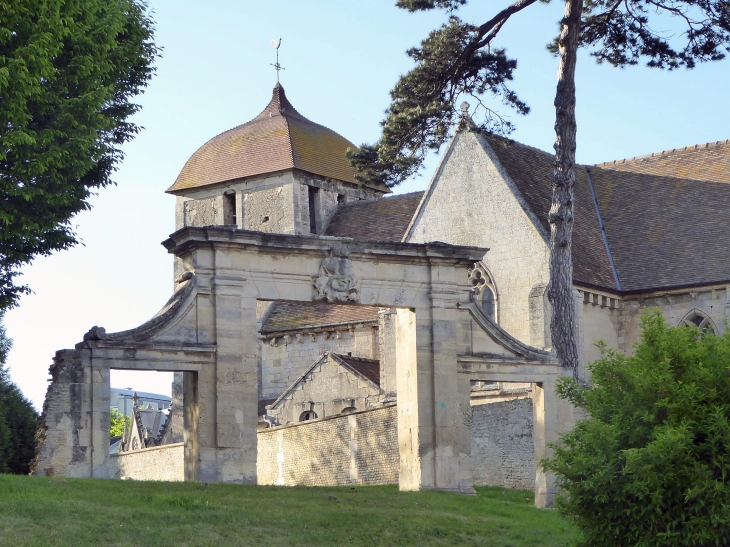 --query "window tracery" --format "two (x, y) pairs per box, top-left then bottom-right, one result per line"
(679, 309), (717, 336)
(468, 262), (498, 321)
